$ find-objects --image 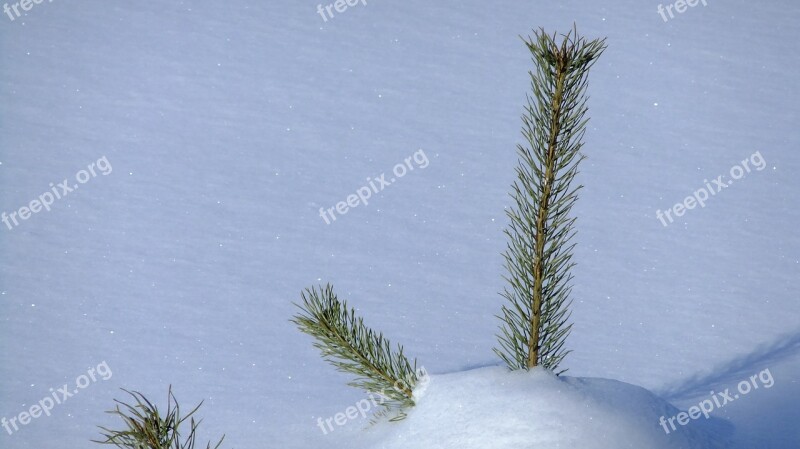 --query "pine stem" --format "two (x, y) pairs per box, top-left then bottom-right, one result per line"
(317, 312), (414, 399)
(528, 43), (569, 370)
